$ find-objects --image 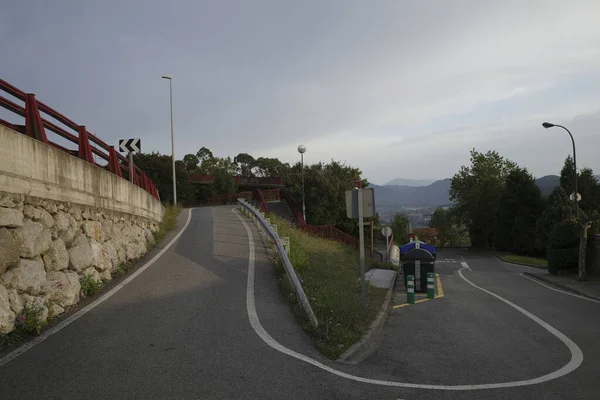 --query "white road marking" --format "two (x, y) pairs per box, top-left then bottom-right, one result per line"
(460, 261), (471, 270)
(234, 208), (584, 391)
(520, 273), (600, 304)
(0, 208), (194, 368)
